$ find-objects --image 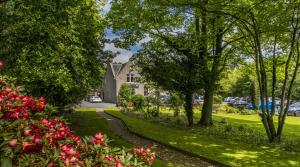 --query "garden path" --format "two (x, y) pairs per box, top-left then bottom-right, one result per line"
(96, 108), (218, 167)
